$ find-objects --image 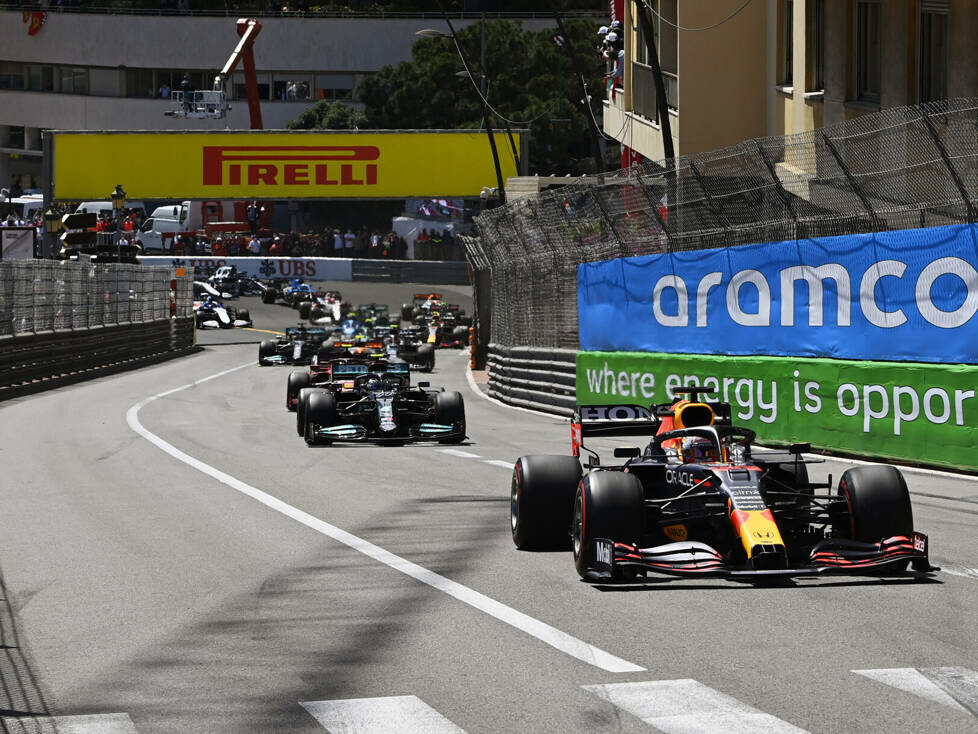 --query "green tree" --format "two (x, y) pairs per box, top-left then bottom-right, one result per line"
(354, 18), (608, 175)
(286, 99), (367, 130)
